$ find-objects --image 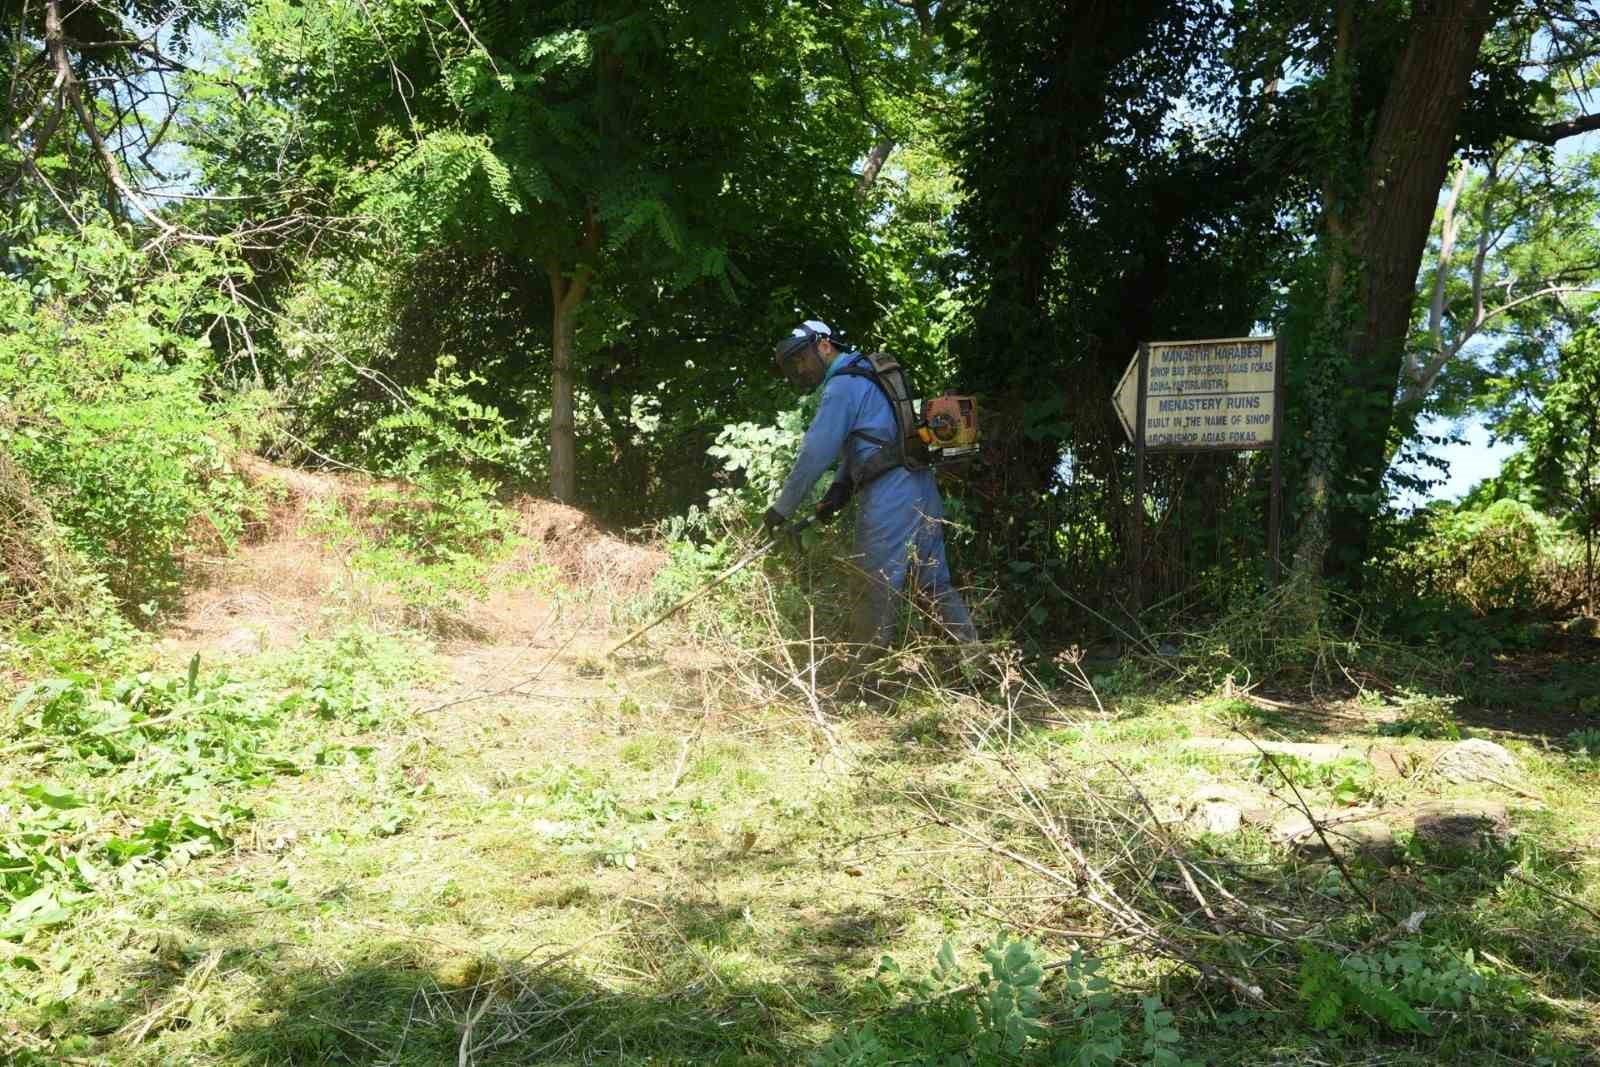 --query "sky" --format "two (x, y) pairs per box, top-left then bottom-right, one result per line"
(1394, 416), (1520, 509)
